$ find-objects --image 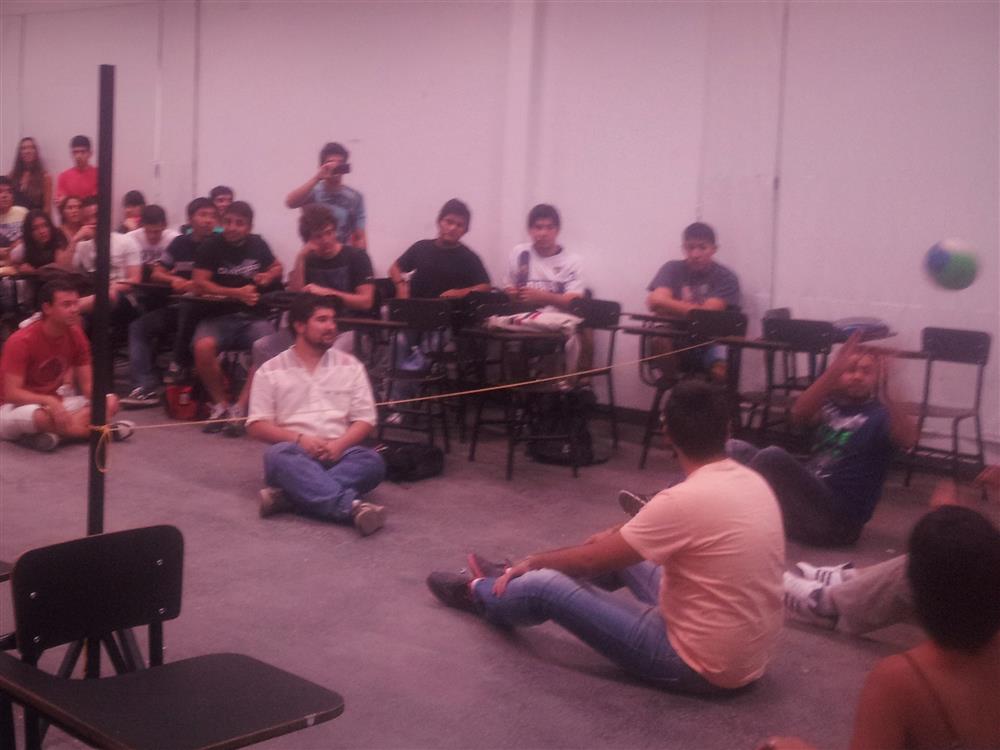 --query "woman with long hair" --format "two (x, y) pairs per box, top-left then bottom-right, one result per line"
(8, 137), (52, 213)
(57, 195), (83, 246)
(19, 209), (69, 271)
